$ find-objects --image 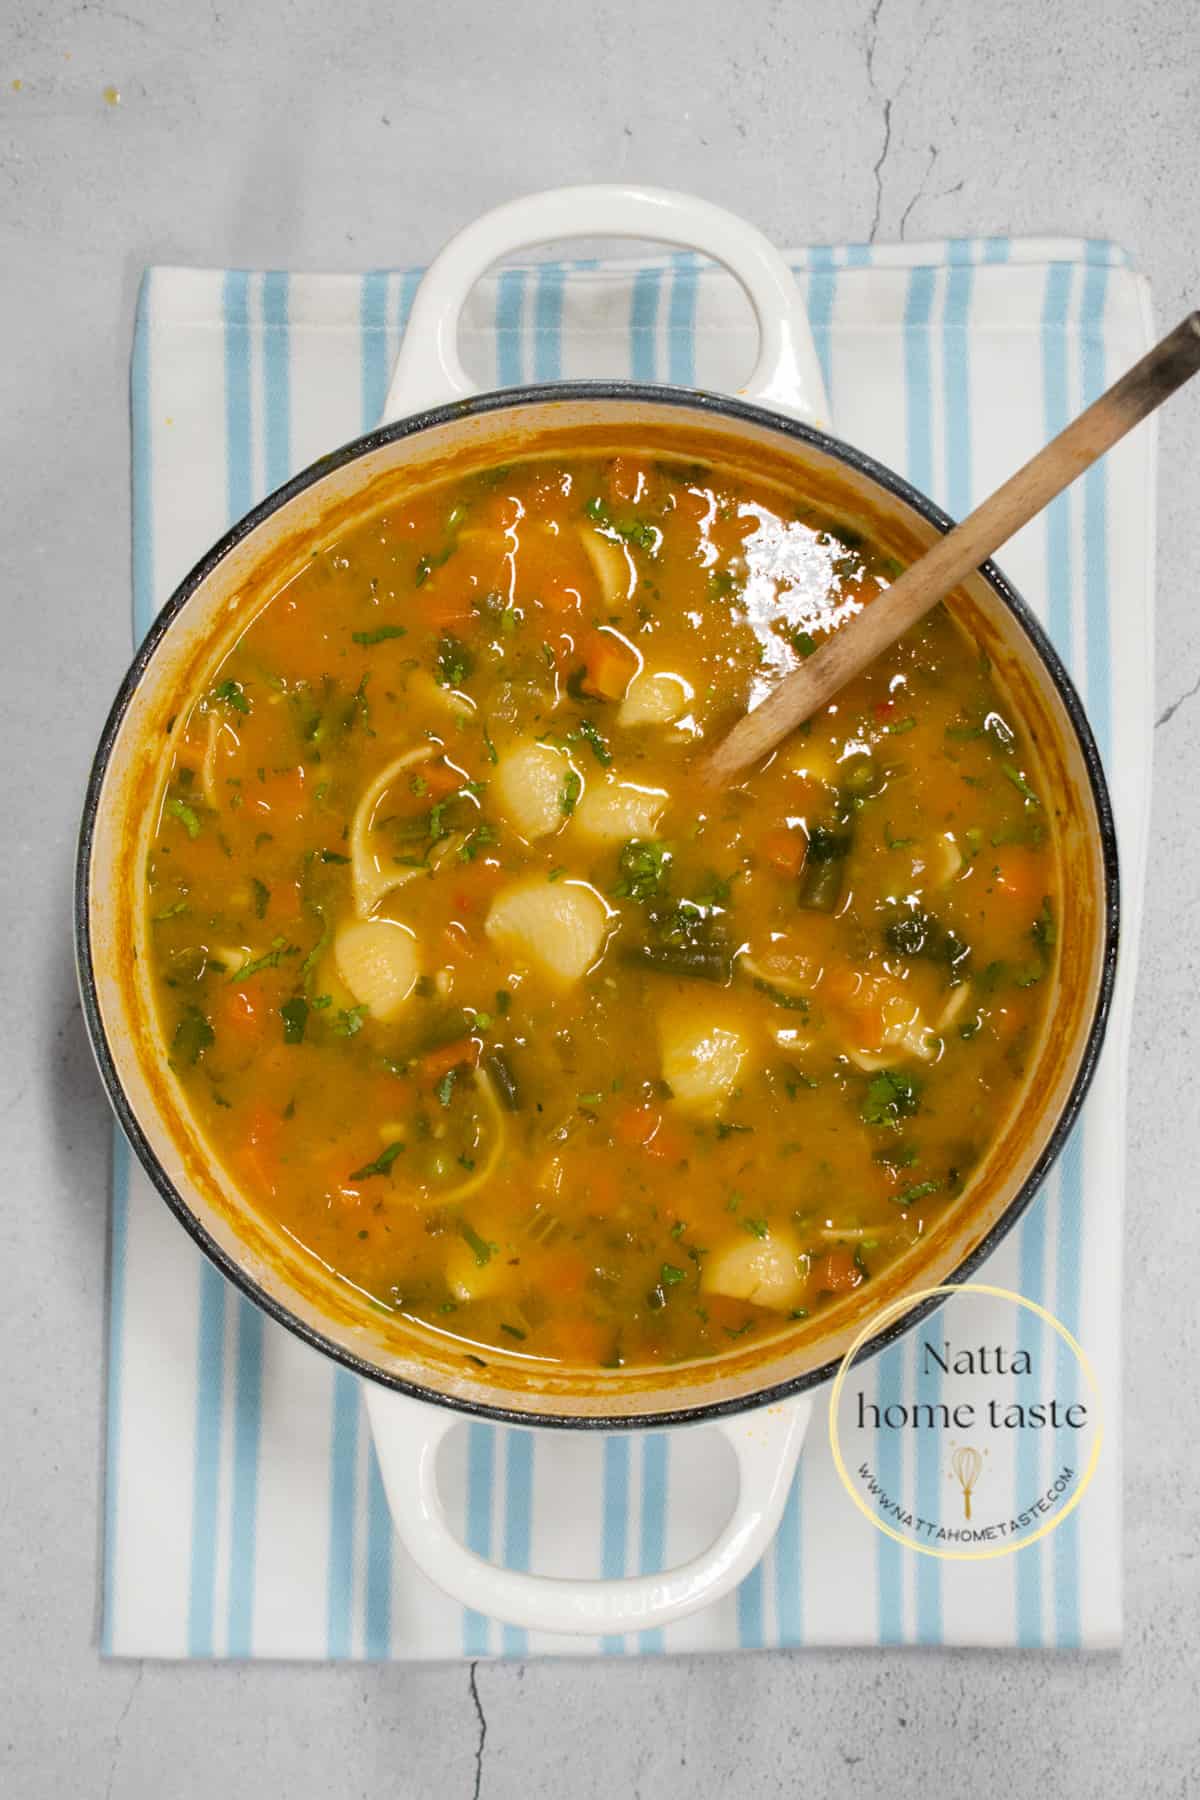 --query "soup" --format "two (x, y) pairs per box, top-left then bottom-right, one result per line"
(146, 449), (1058, 1369)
